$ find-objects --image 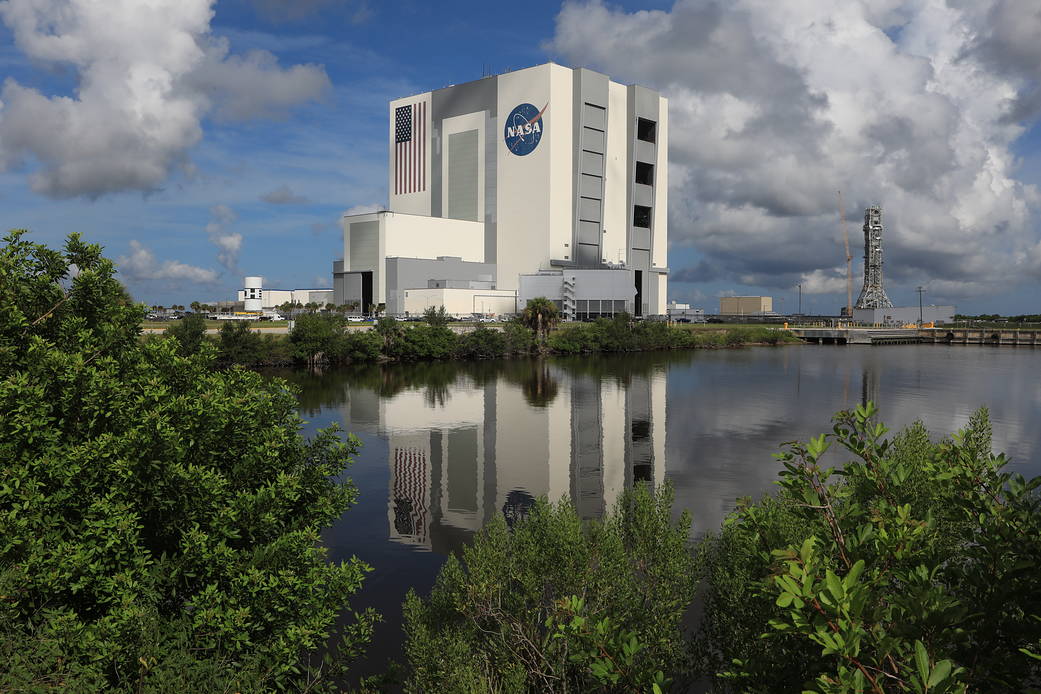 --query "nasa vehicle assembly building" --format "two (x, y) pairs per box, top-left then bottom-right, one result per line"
(335, 62), (669, 319)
